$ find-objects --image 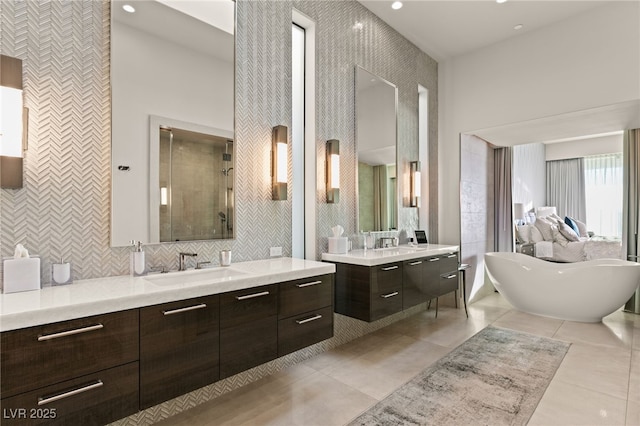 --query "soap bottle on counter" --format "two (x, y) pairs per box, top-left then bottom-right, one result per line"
(130, 240), (146, 277)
